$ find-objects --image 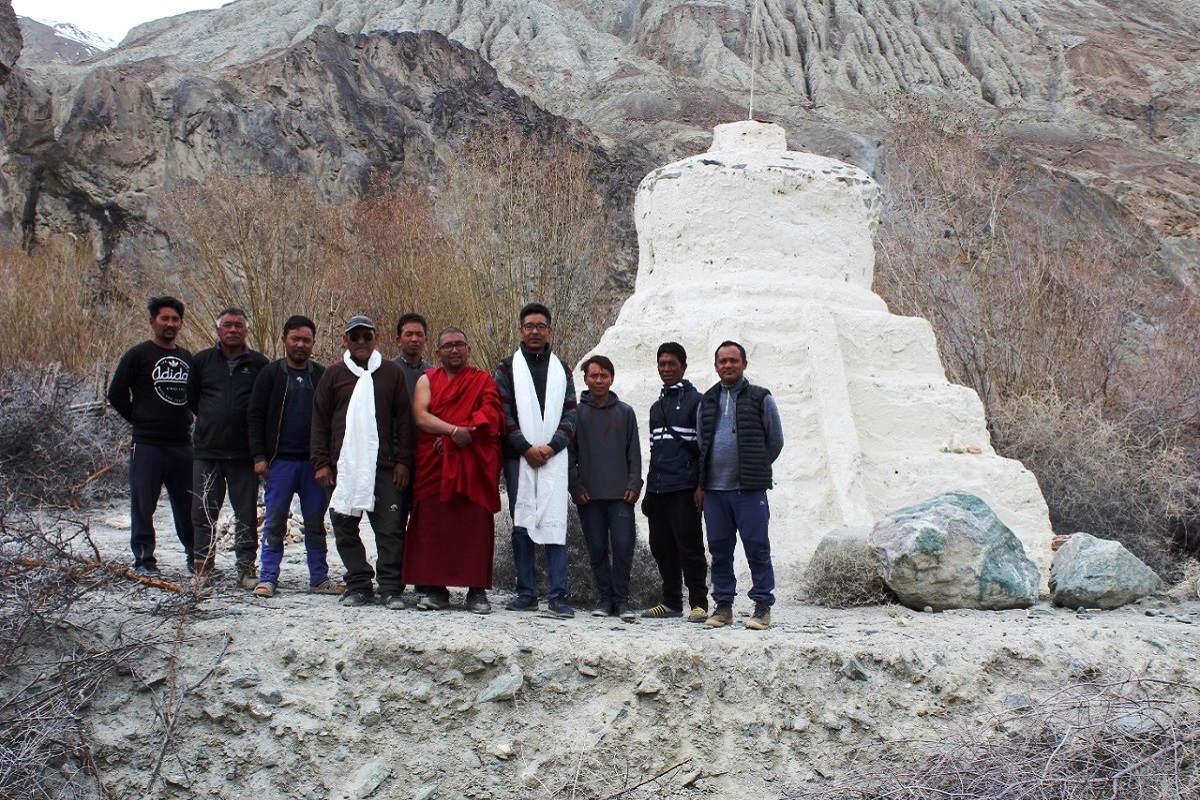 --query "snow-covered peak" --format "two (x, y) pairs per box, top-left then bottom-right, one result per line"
(26, 18), (116, 52)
